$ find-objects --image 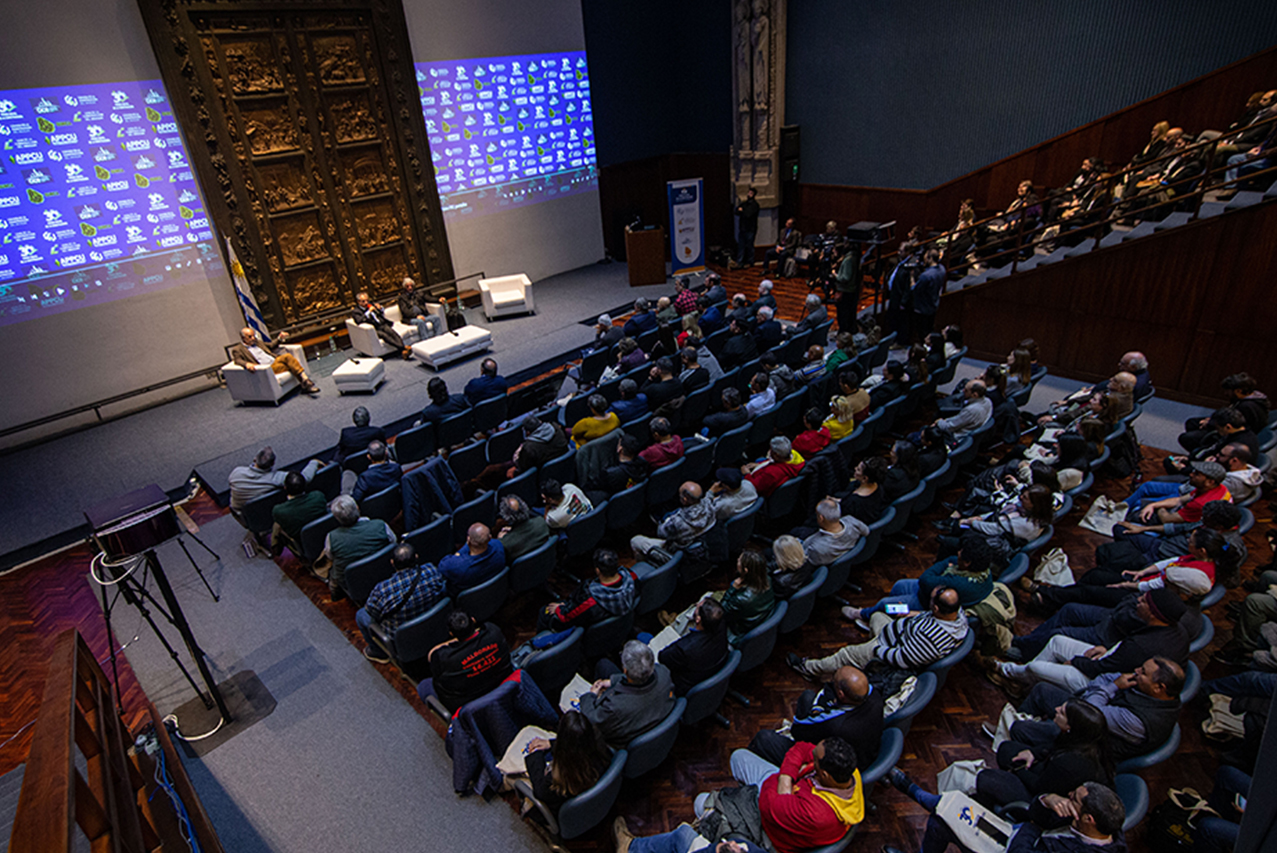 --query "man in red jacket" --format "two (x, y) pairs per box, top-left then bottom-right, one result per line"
(705, 737), (863, 853)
